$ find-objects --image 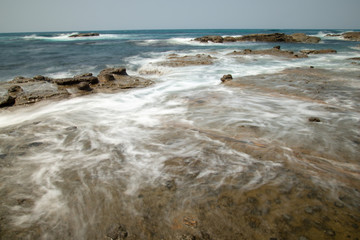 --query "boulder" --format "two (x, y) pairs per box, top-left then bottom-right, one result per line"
(69, 33), (100, 38)
(221, 74), (233, 82)
(8, 85), (23, 94)
(0, 95), (16, 108)
(77, 82), (92, 91)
